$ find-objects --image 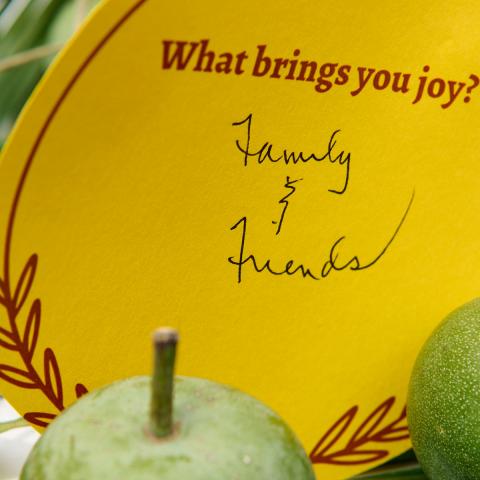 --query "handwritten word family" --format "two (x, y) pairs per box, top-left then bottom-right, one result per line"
(232, 114), (350, 195)
(227, 114), (414, 284)
(162, 39), (479, 108)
